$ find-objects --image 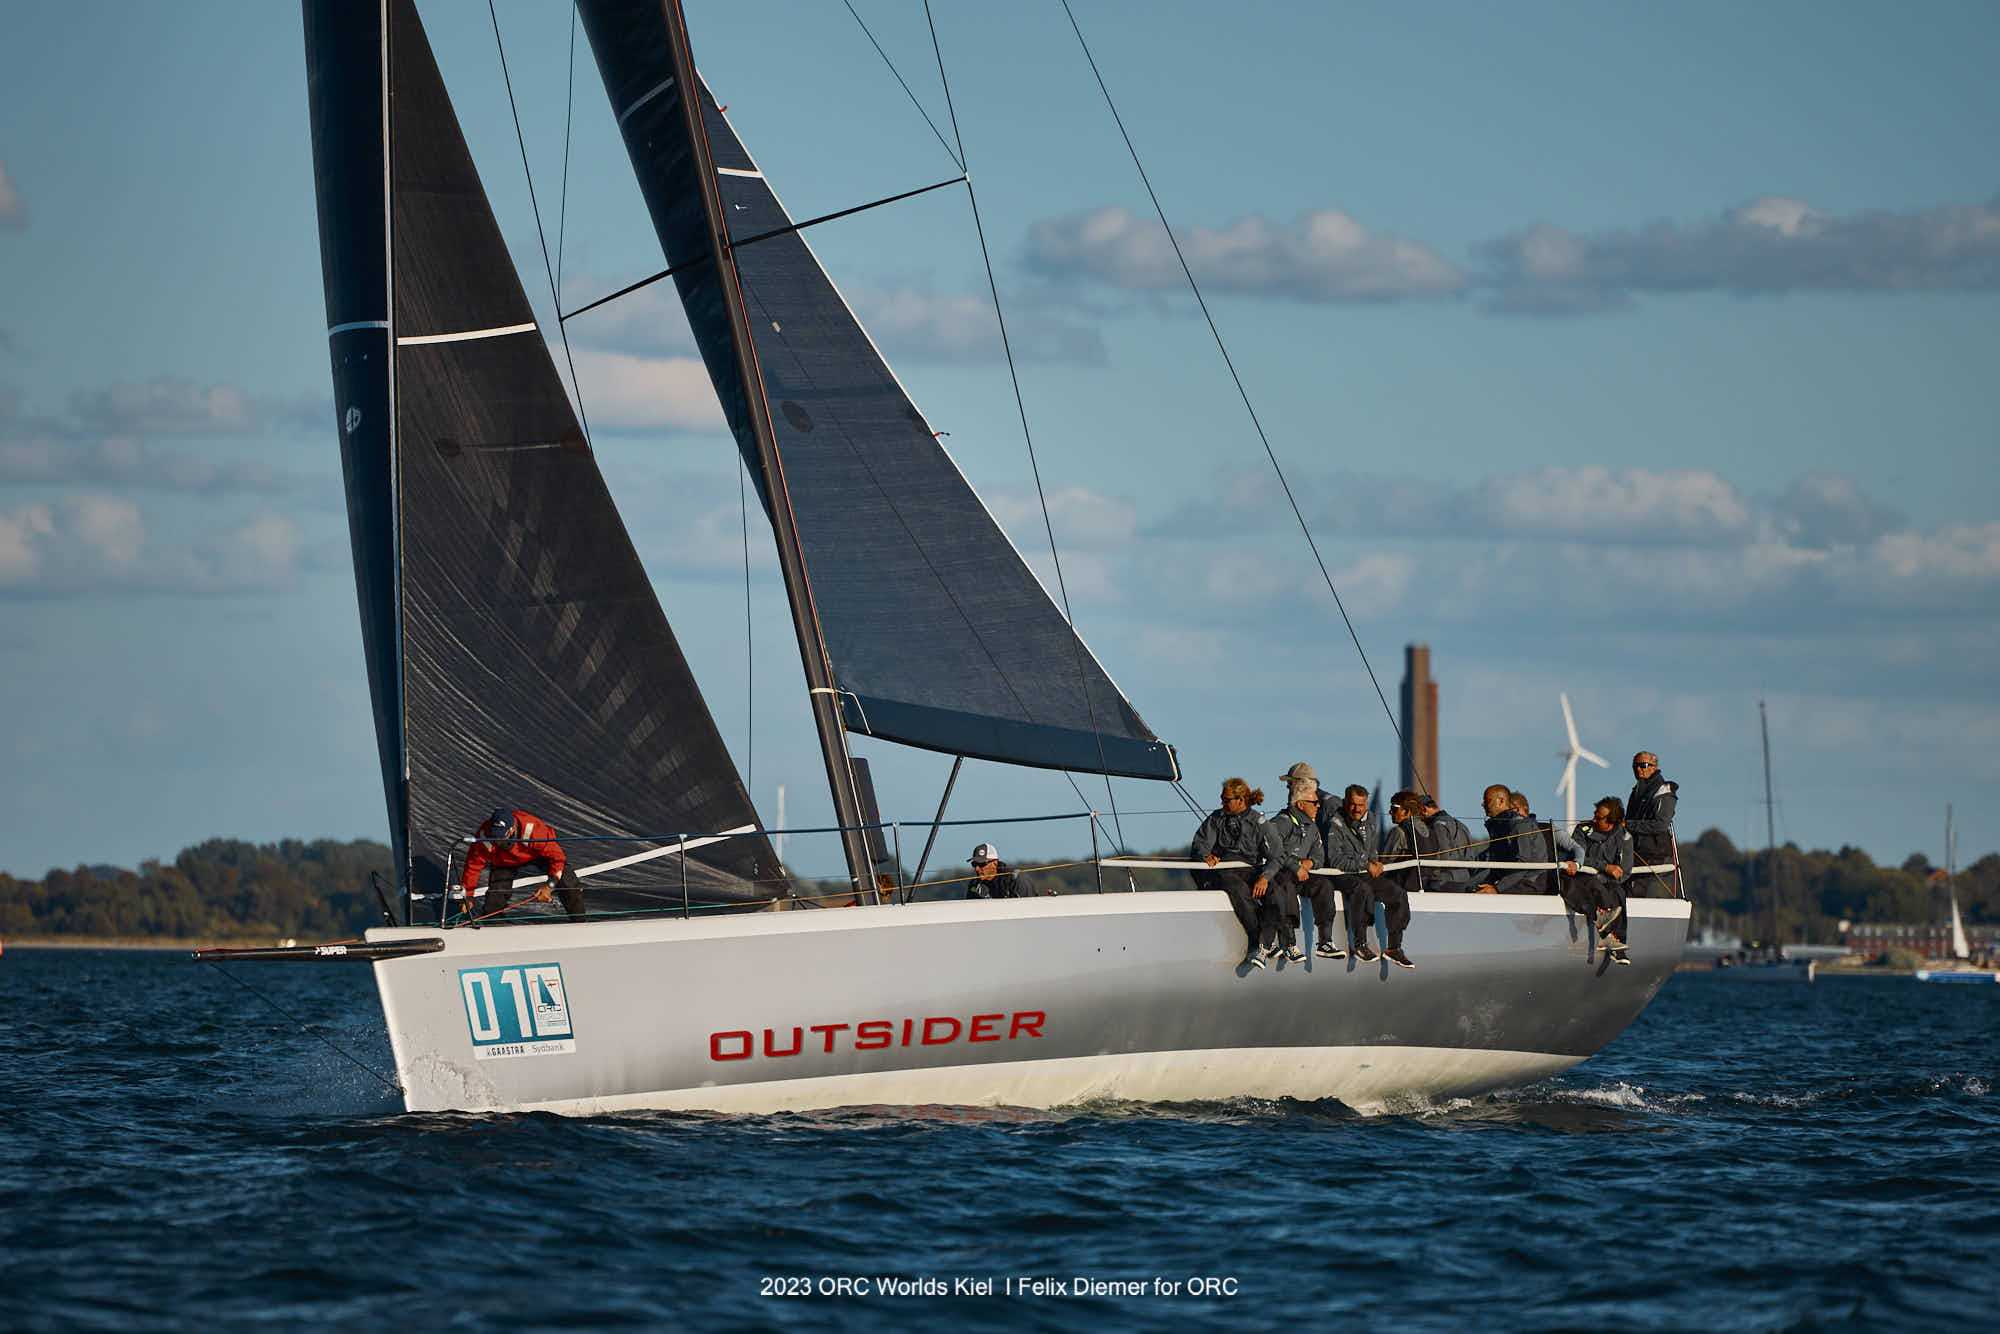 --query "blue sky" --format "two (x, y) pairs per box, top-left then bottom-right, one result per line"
(2, 1), (1997, 881)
